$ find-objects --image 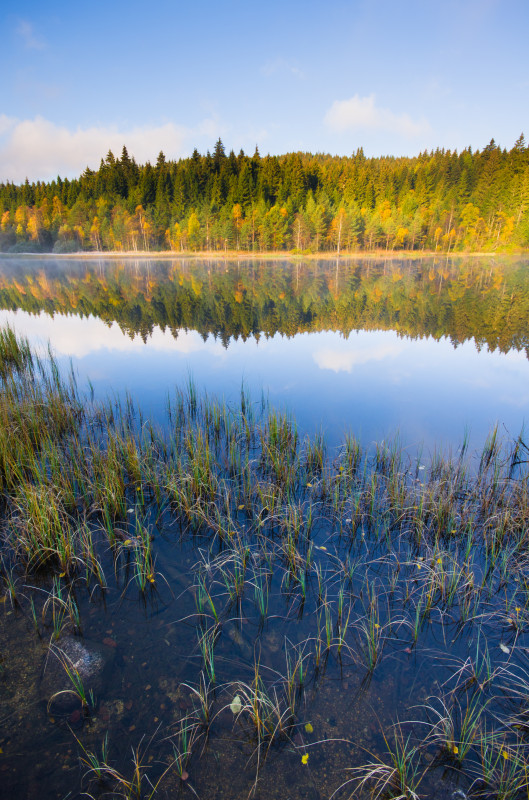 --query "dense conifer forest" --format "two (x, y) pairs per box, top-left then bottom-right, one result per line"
(1, 137), (529, 253)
